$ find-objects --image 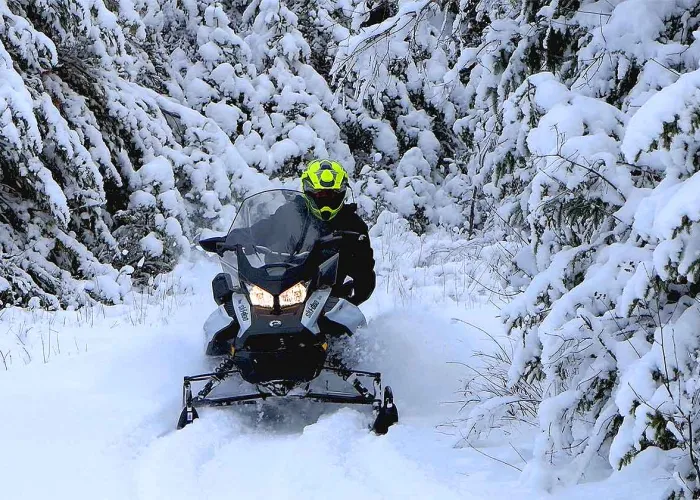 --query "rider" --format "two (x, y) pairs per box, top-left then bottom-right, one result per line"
(217, 159), (376, 306)
(300, 159), (376, 306)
